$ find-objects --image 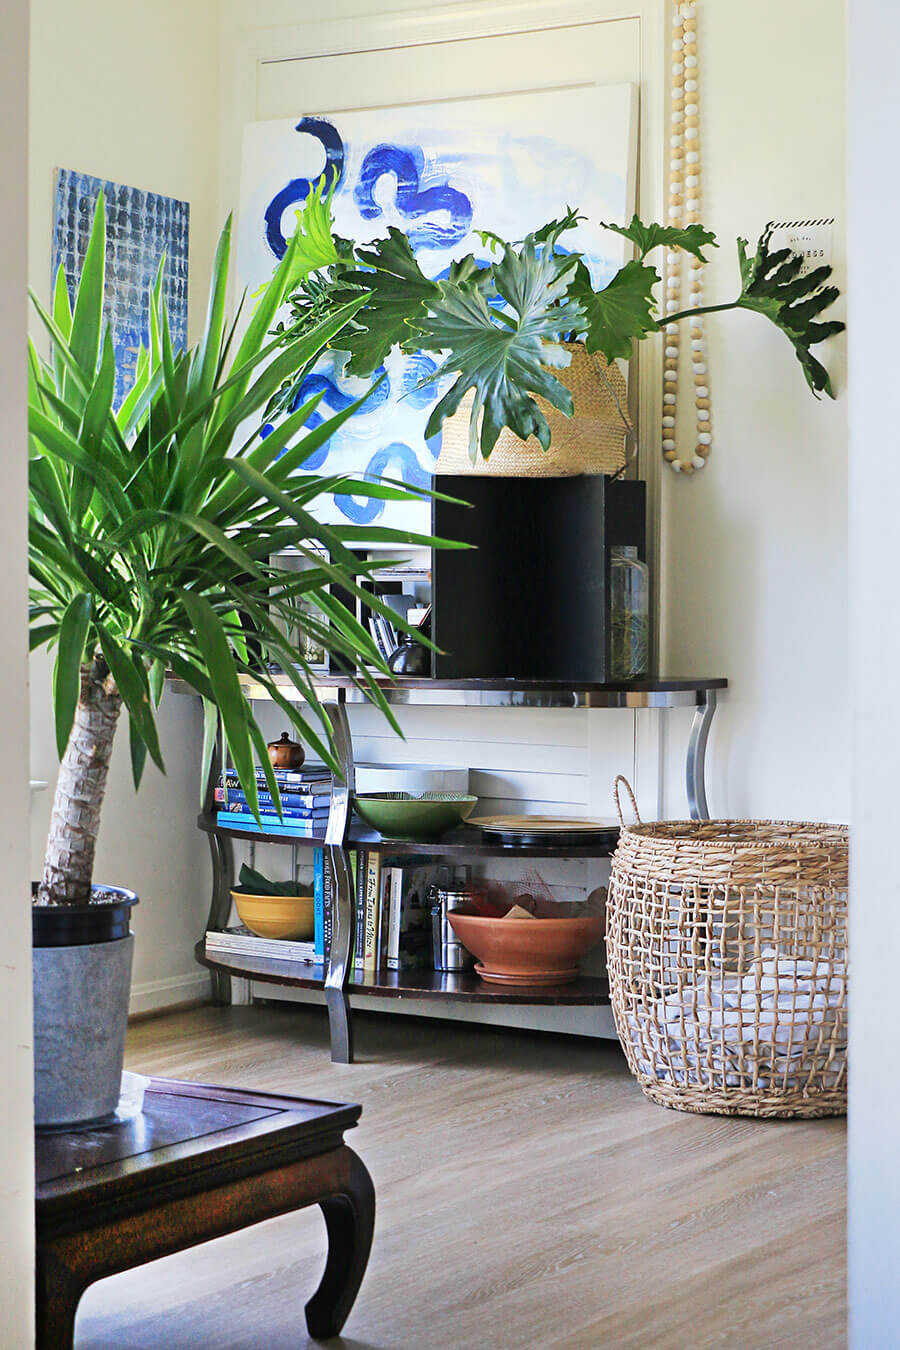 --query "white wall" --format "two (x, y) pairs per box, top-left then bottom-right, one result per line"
(28, 0), (223, 1011)
(660, 0), (847, 822)
(0, 0), (35, 1341)
(847, 1), (900, 1342)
